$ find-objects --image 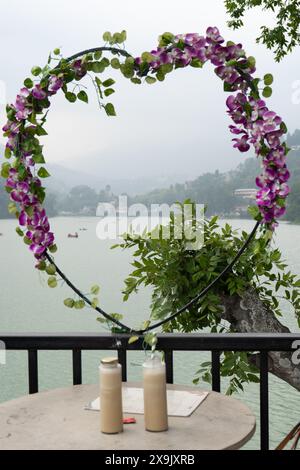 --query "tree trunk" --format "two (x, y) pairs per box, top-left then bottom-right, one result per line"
(220, 288), (300, 392)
